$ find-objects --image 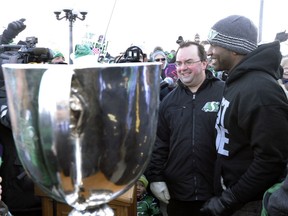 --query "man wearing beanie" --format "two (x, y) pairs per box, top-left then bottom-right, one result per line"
(200, 15), (288, 216)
